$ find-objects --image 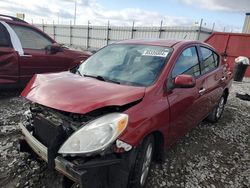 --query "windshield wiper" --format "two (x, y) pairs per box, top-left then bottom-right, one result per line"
(83, 74), (120, 84)
(106, 79), (121, 84)
(76, 69), (82, 76)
